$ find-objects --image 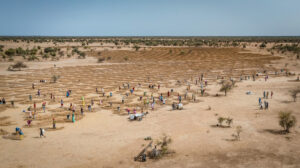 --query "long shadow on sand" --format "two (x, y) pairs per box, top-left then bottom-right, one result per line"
(262, 129), (287, 135)
(210, 125), (231, 128)
(2, 133), (23, 140)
